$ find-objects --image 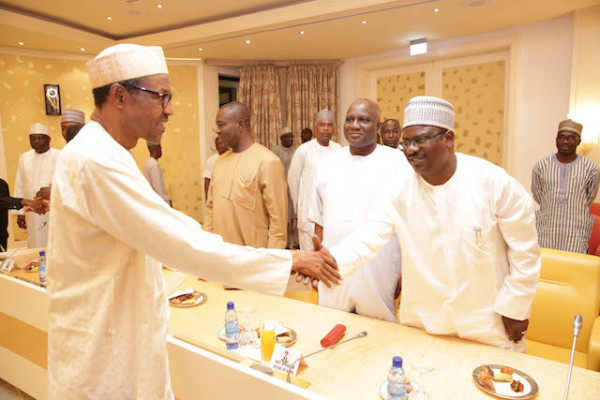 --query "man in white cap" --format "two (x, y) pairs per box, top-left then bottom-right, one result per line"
(14, 122), (59, 247)
(47, 44), (340, 400)
(327, 96), (540, 351)
(308, 99), (405, 322)
(532, 119), (600, 254)
(288, 109), (341, 250)
(272, 127), (297, 247)
(143, 141), (170, 205)
(60, 108), (85, 140)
